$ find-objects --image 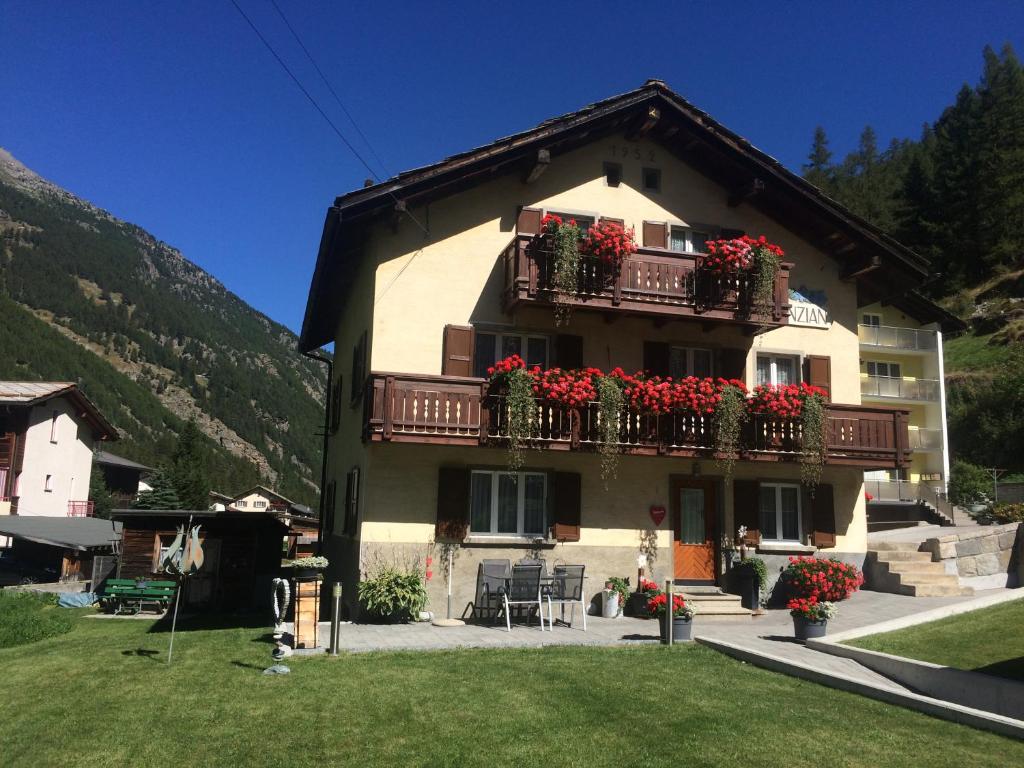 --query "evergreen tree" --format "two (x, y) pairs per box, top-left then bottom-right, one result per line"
(170, 420), (210, 510)
(803, 126), (834, 191)
(88, 463), (114, 520)
(134, 467), (182, 510)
